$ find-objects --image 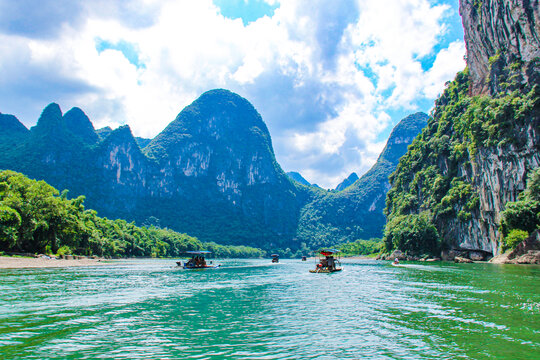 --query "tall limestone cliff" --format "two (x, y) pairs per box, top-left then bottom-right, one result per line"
(384, 0), (539, 257)
(140, 89), (308, 247)
(460, 0), (539, 95)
